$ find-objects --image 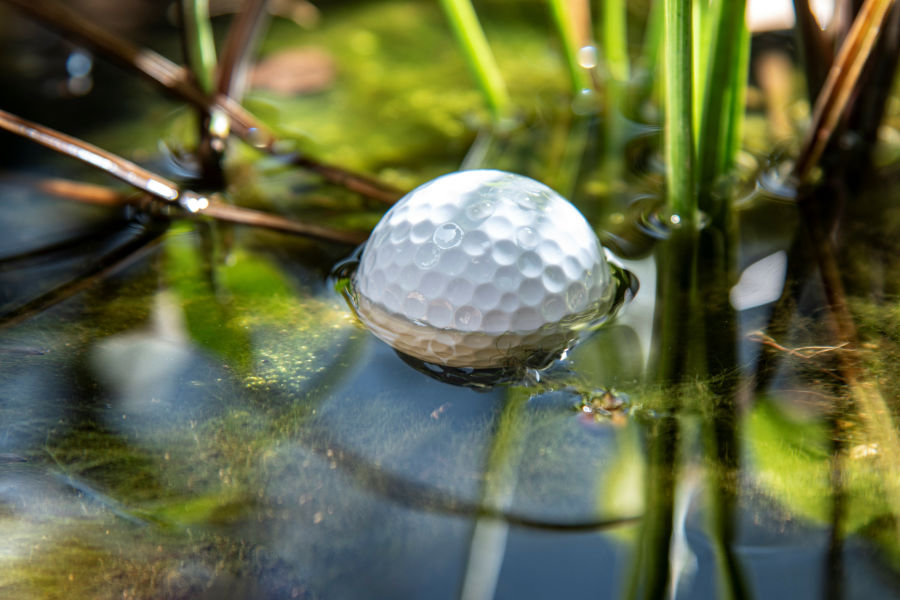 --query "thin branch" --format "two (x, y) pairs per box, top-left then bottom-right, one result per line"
(2, 175), (368, 245)
(201, 200), (367, 244)
(792, 0), (897, 183)
(793, 0), (835, 100)
(217, 0), (270, 100)
(0, 108), (182, 202)
(3, 0), (403, 203)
